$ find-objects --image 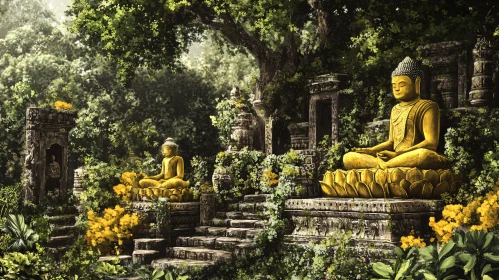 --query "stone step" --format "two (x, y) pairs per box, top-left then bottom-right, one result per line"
(244, 194), (271, 203)
(195, 226), (210, 235)
(132, 250), (160, 265)
(99, 255), (132, 265)
(151, 258), (214, 270)
(134, 238), (166, 251)
(242, 212), (266, 220)
(225, 227), (250, 239)
(211, 218), (231, 227)
(176, 236), (216, 249)
(46, 214), (76, 225)
(234, 242), (257, 256)
(215, 212), (227, 219)
(52, 225), (77, 236)
(166, 247), (232, 262)
(215, 237), (252, 251)
(225, 211), (243, 219)
(48, 235), (74, 247)
(229, 219), (259, 228)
